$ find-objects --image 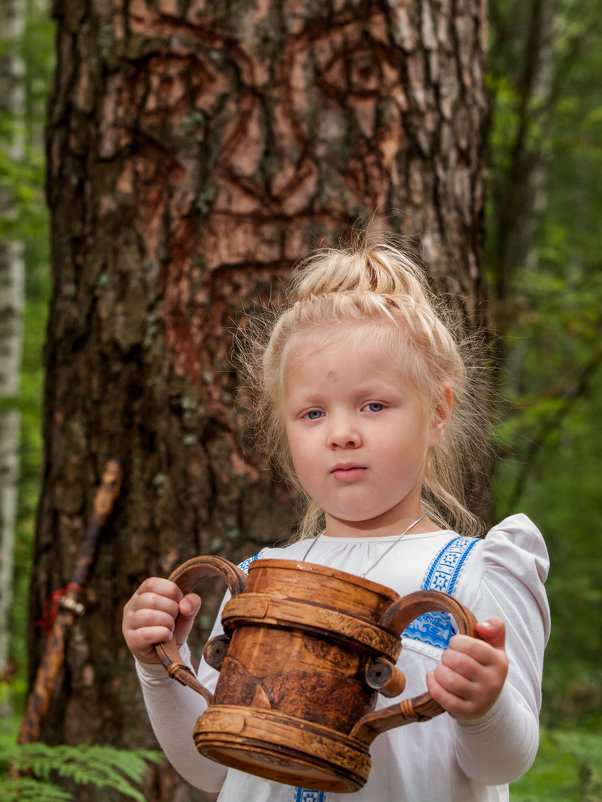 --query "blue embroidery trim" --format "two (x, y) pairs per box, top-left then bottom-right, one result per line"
(402, 536), (479, 649)
(237, 552), (262, 575)
(294, 789), (325, 802)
